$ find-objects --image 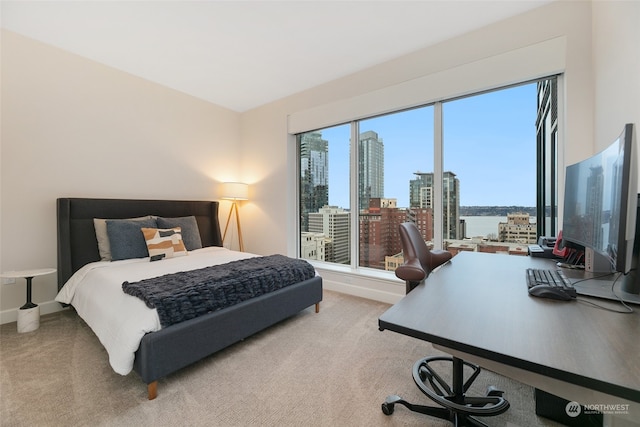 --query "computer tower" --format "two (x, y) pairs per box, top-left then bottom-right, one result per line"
(535, 389), (603, 427)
